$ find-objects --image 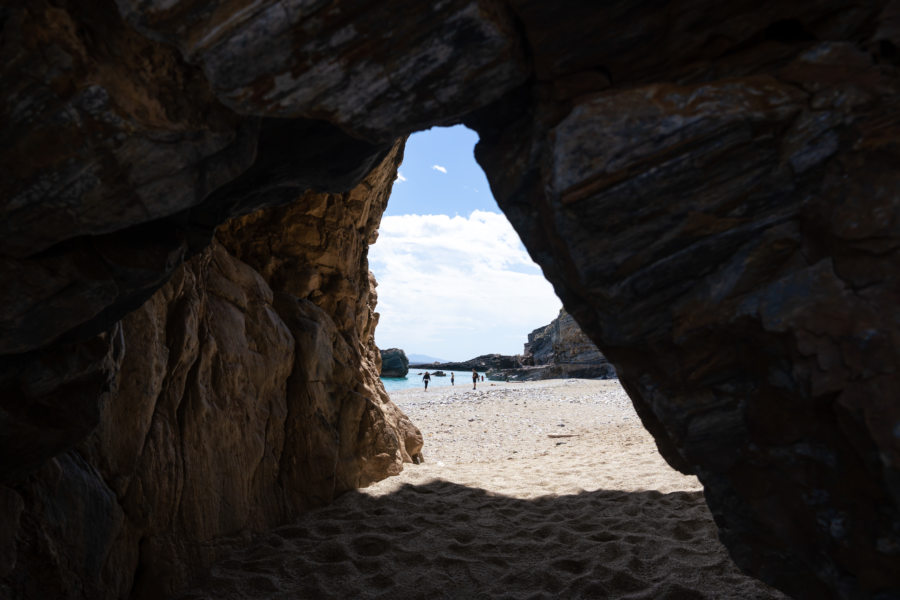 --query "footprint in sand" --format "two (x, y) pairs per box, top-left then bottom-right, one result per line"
(671, 522), (698, 542)
(451, 530), (476, 544)
(446, 541), (473, 555)
(311, 540), (351, 563)
(353, 558), (382, 574)
(606, 570), (647, 593)
(552, 558), (589, 575)
(351, 534), (392, 557)
(588, 531), (620, 543)
(363, 573), (395, 589)
(312, 522), (344, 537)
(244, 575), (279, 593)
